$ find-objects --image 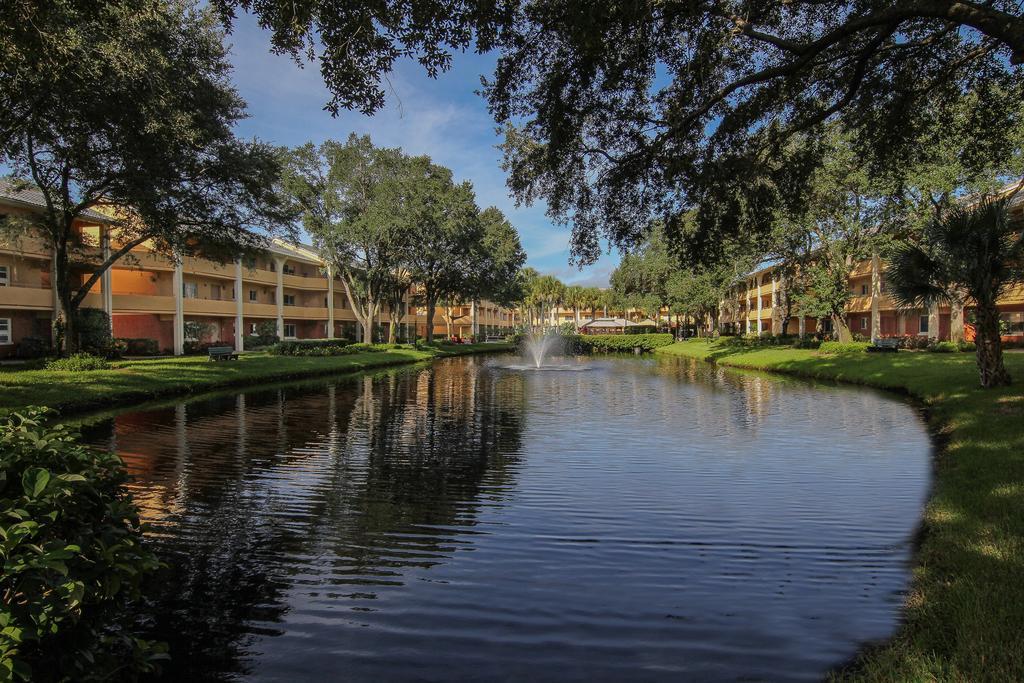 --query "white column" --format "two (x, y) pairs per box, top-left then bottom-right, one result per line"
(798, 315), (806, 338)
(100, 226), (113, 333)
(234, 260), (244, 351)
(471, 300), (478, 338)
(951, 301), (965, 343)
(172, 258), (184, 355)
(770, 273), (778, 334)
(870, 251), (881, 343)
(928, 302), (940, 341)
(326, 266), (335, 339)
(275, 257), (285, 339)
